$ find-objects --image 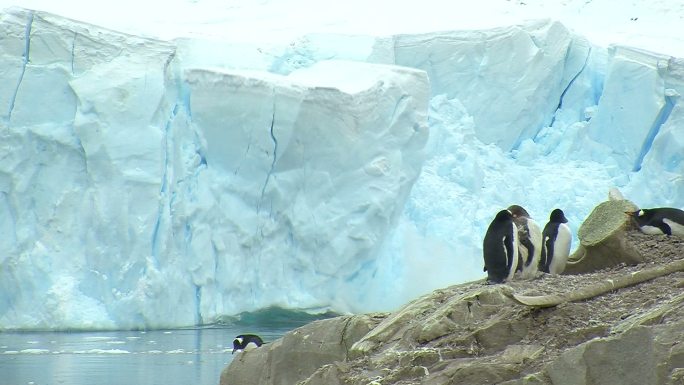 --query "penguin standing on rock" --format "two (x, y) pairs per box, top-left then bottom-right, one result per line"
(626, 207), (684, 237)
(483, 209), (519, 284)
(540, 208), (572, 275)
(232, 334), (264, 354)
(507, 205), (543, 279)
